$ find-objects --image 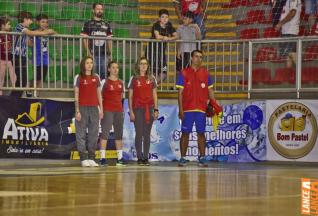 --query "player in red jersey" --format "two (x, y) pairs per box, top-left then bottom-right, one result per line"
(74, 56), (103, 167)
(99, 61), (127, 166)
(128, 57), (158, 166)
(176, 50), (221, 167)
